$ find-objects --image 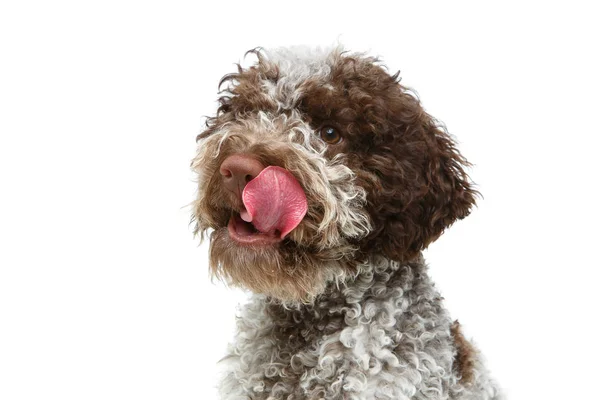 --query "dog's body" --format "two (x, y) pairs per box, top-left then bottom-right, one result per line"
(193, 46), (500, 399)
